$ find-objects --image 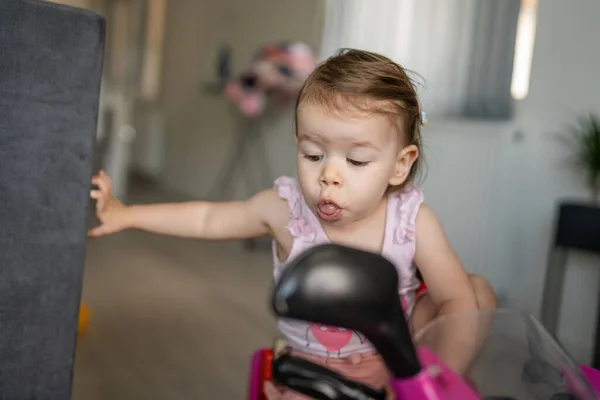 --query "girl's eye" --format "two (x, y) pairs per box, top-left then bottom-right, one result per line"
(347, 158), (369, 167)
(304, 155), (323, 162)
